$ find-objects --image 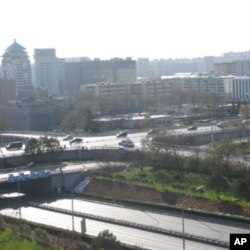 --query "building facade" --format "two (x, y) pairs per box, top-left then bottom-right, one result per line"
(0, 78), (16, 104)
(162, 74), (226, 97)
(1, 40), (32, 98)
(80, 80), (172, 100)
(34, 48), (59, 96)
(59, 57), (136, 95)
(214, 60), (250, 76)
(231, 77), (250, 100)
